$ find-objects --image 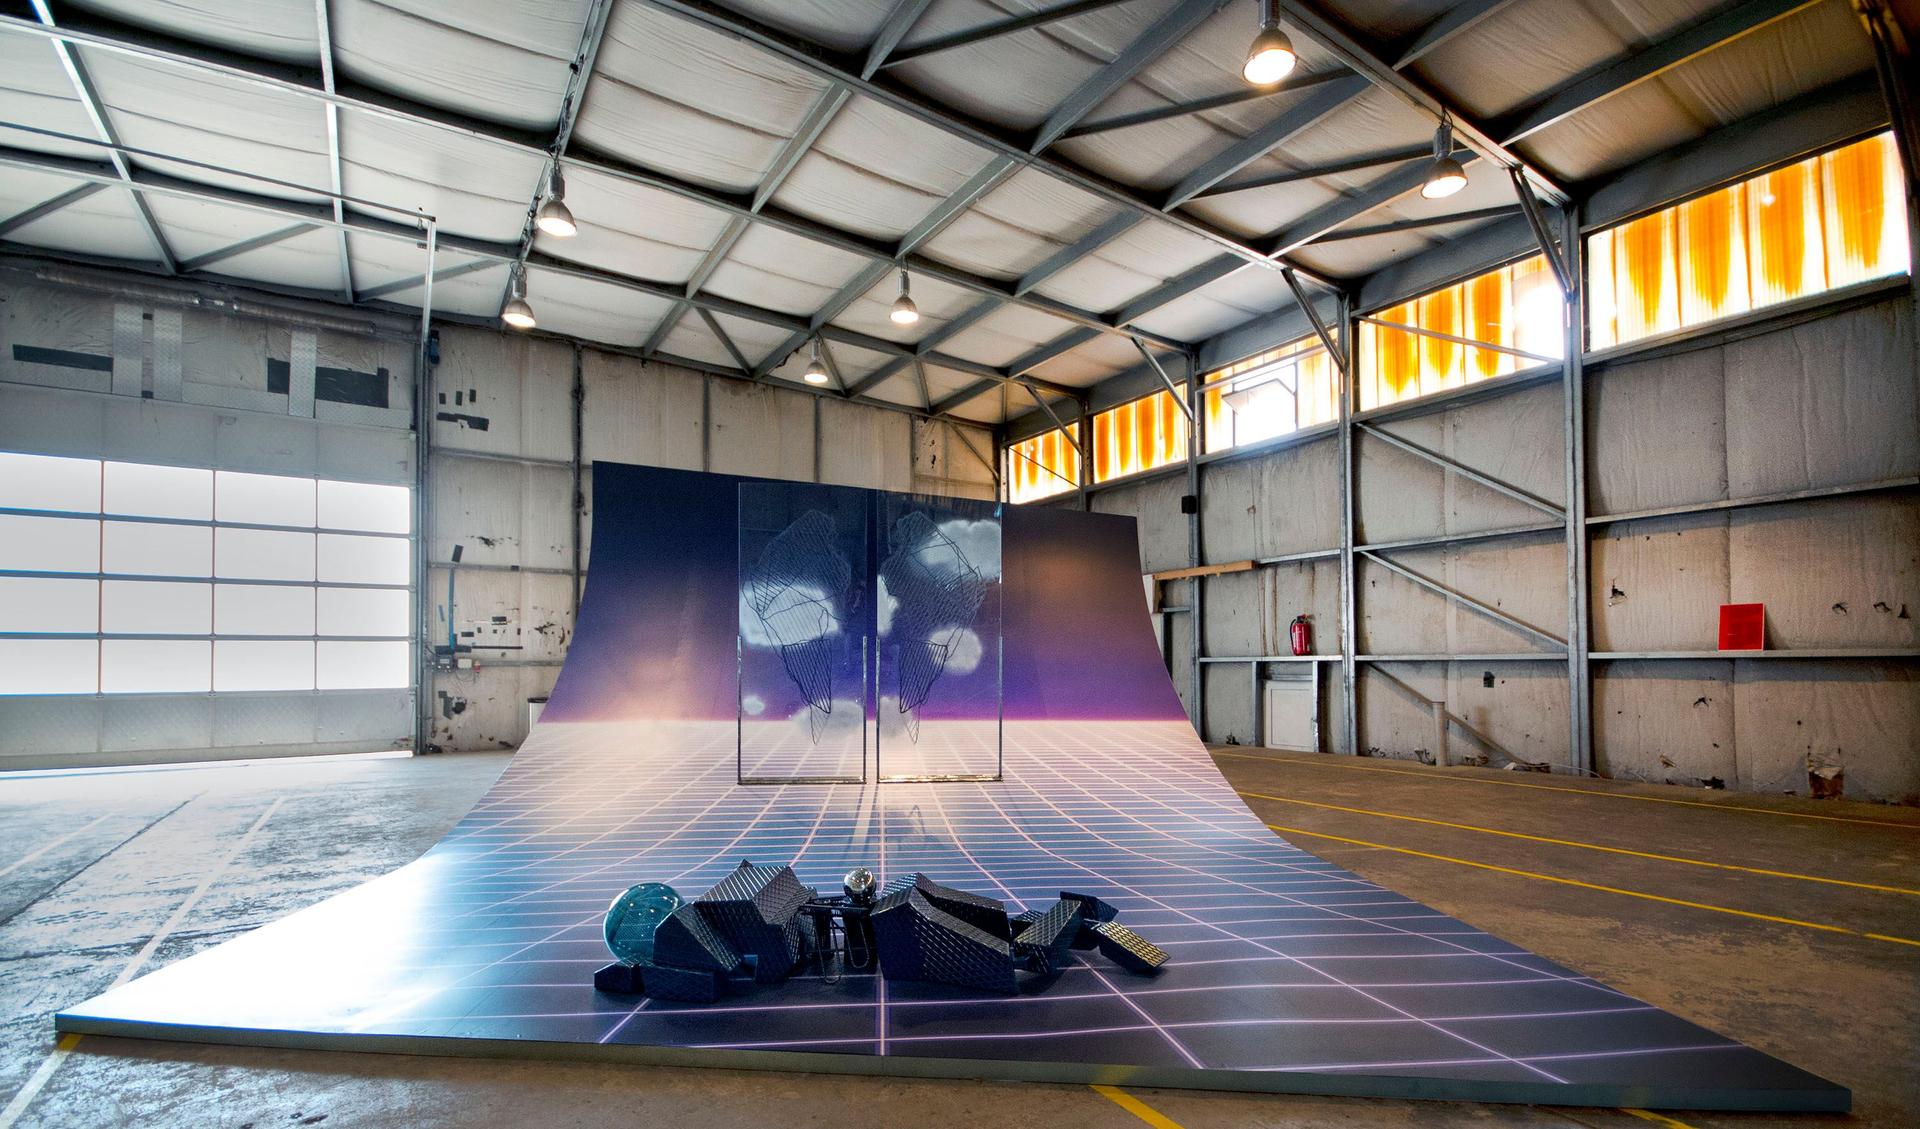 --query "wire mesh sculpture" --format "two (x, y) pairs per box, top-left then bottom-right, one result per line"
(743, 509), (852, 742)
(879, 511), (988, 741)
